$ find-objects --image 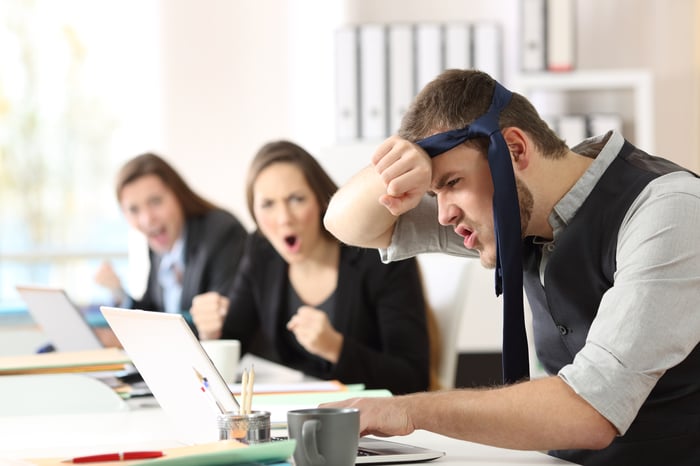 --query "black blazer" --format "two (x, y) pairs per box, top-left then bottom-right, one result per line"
(221, 233), (430, 395)
(133, 208), (247, 314)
